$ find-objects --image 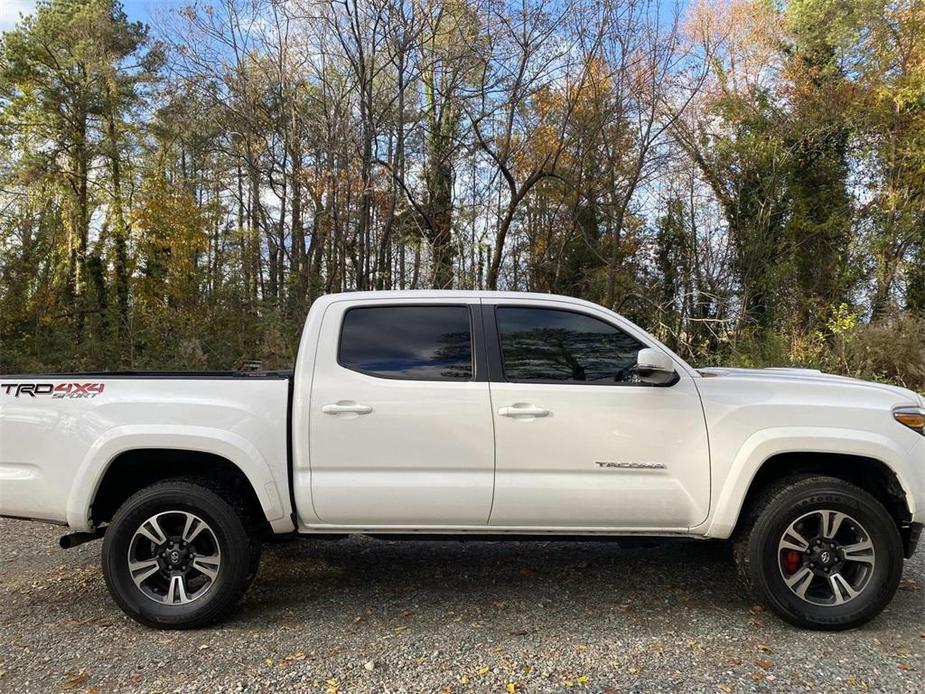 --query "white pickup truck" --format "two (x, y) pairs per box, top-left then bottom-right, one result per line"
(1, 291), (923, 630)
